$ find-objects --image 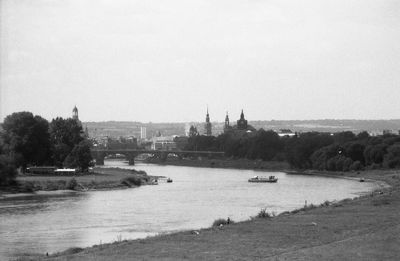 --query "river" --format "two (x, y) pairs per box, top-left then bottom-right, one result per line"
(0, 161), (378, 259)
